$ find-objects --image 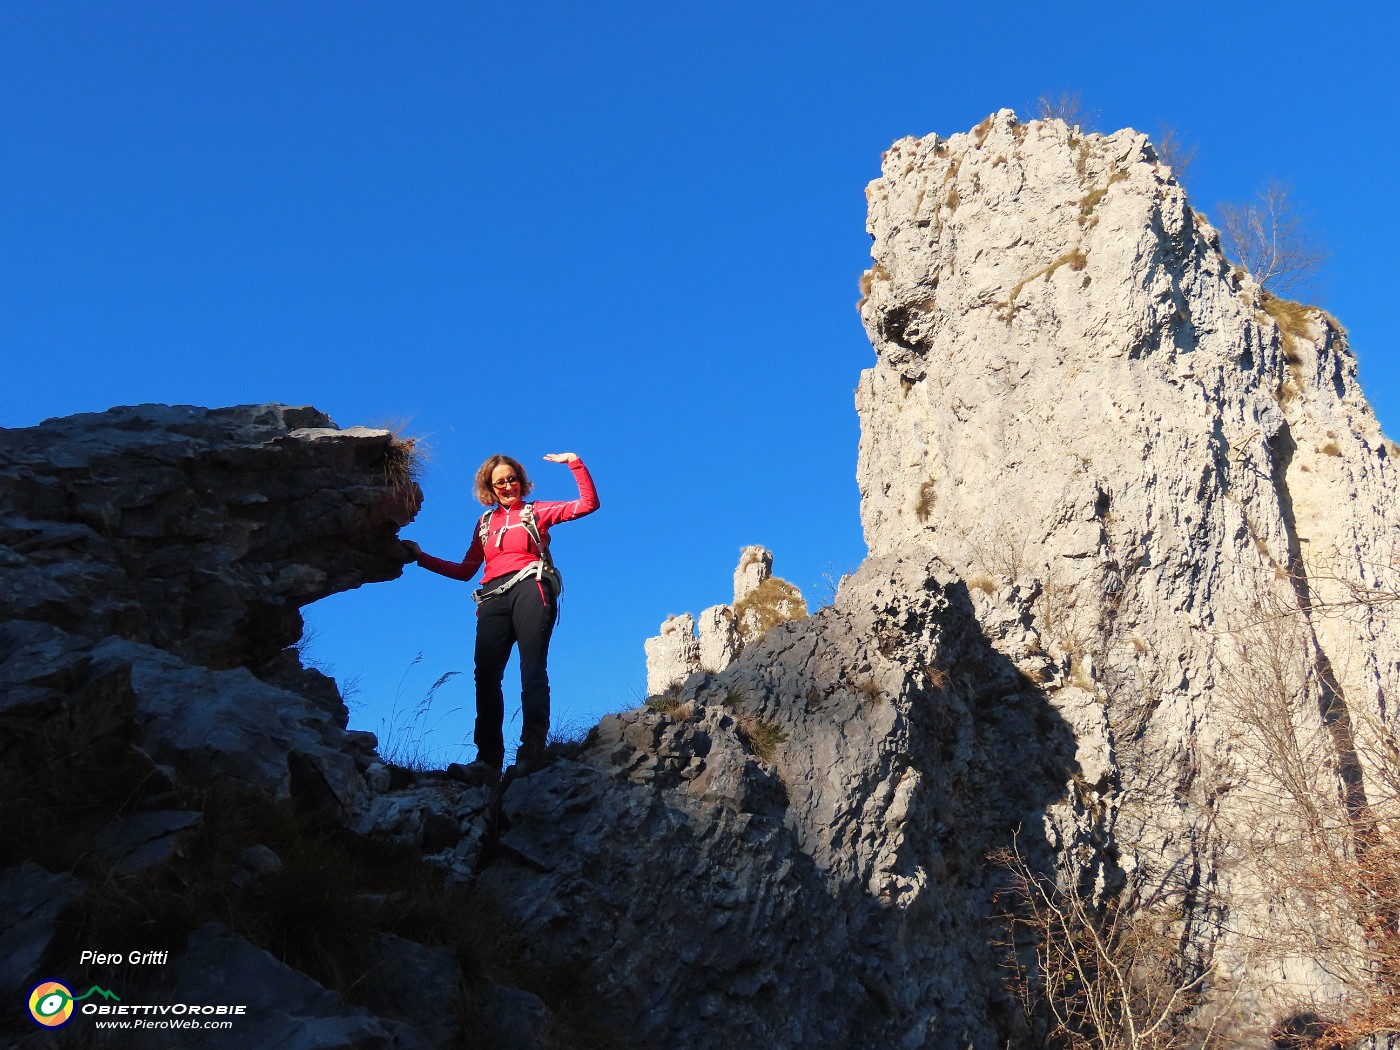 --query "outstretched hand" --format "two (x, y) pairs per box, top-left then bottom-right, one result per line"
(543, 452), (578, 463)
(397, 540), (422, 563)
